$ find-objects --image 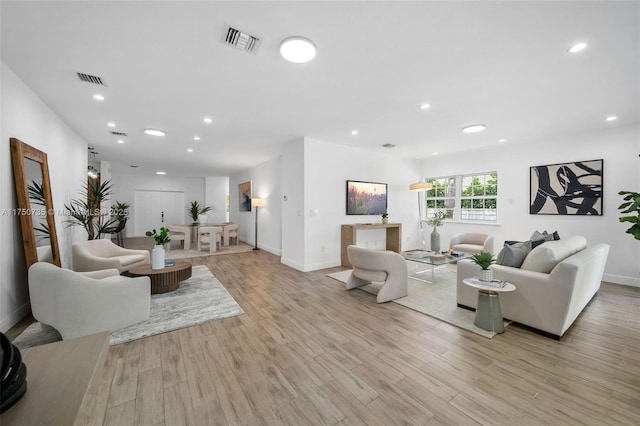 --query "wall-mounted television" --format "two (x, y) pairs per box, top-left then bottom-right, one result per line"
(346, 180), (388, 215)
